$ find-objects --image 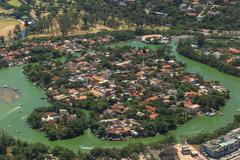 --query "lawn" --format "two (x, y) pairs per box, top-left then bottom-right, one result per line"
(0, 18), (24, 37)
(7, 0), (22, 7)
